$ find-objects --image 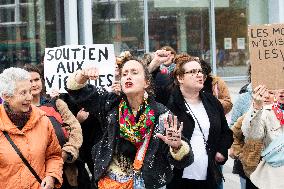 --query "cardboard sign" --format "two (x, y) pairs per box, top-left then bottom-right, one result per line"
(248, 24), (284, 90)
(44, 44), (115, 93)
